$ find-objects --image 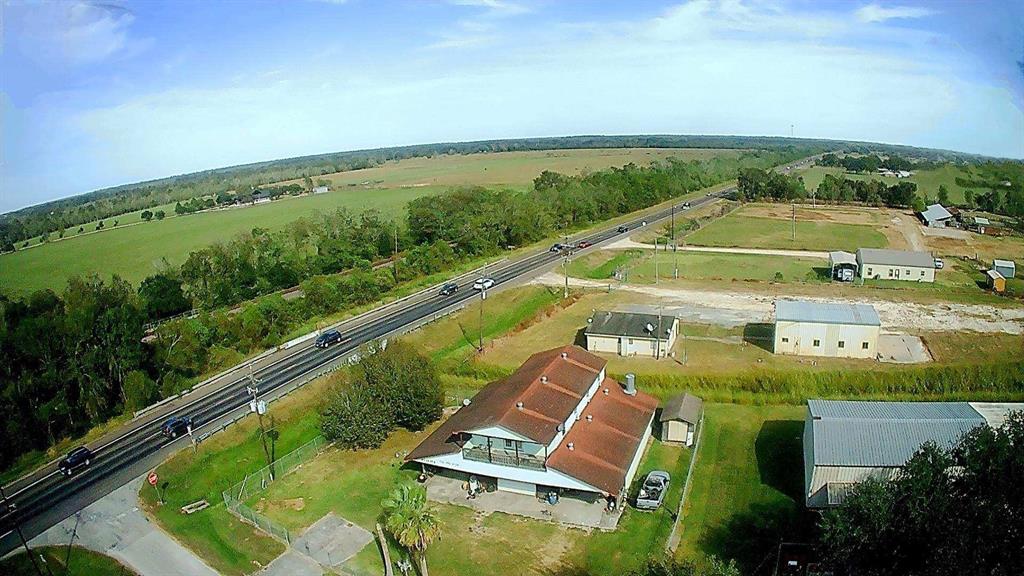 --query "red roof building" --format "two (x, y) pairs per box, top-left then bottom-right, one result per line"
(407, 345), (657, 499)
